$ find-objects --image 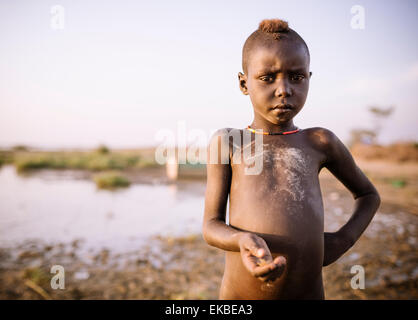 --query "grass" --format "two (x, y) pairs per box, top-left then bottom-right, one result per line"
(0, 147), (162, 190)
(12, 145), (30, 152)
(96, 144), (110, 154)
(23, 267), (50, 286)
(0, 151), (13, 166)
(389, 179), (407, 189)
(11, 149), (159, 173)
(93, 171), (131, 189)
